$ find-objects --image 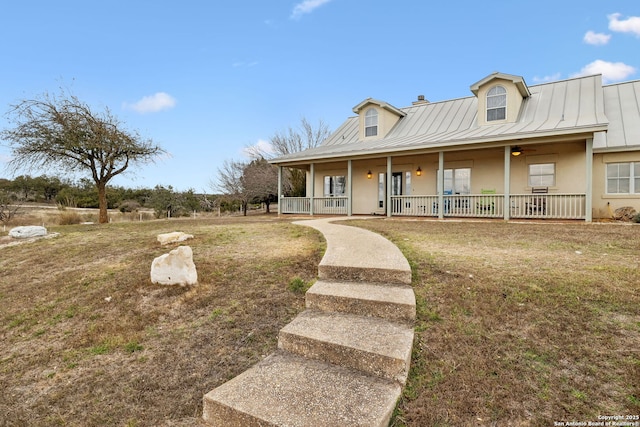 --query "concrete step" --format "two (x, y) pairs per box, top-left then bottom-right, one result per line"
(306, 280), (416, 322)
(202, 350), (401, 427)
(303, 222), (412, 286)
(278, 310), (413, 383)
